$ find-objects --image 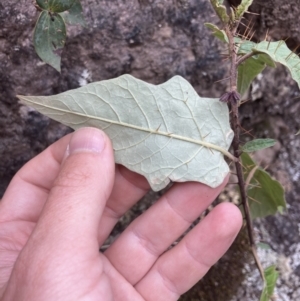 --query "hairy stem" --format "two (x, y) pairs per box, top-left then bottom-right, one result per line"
(225, 25), (265, 281)
(237, 51), (256, 66)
